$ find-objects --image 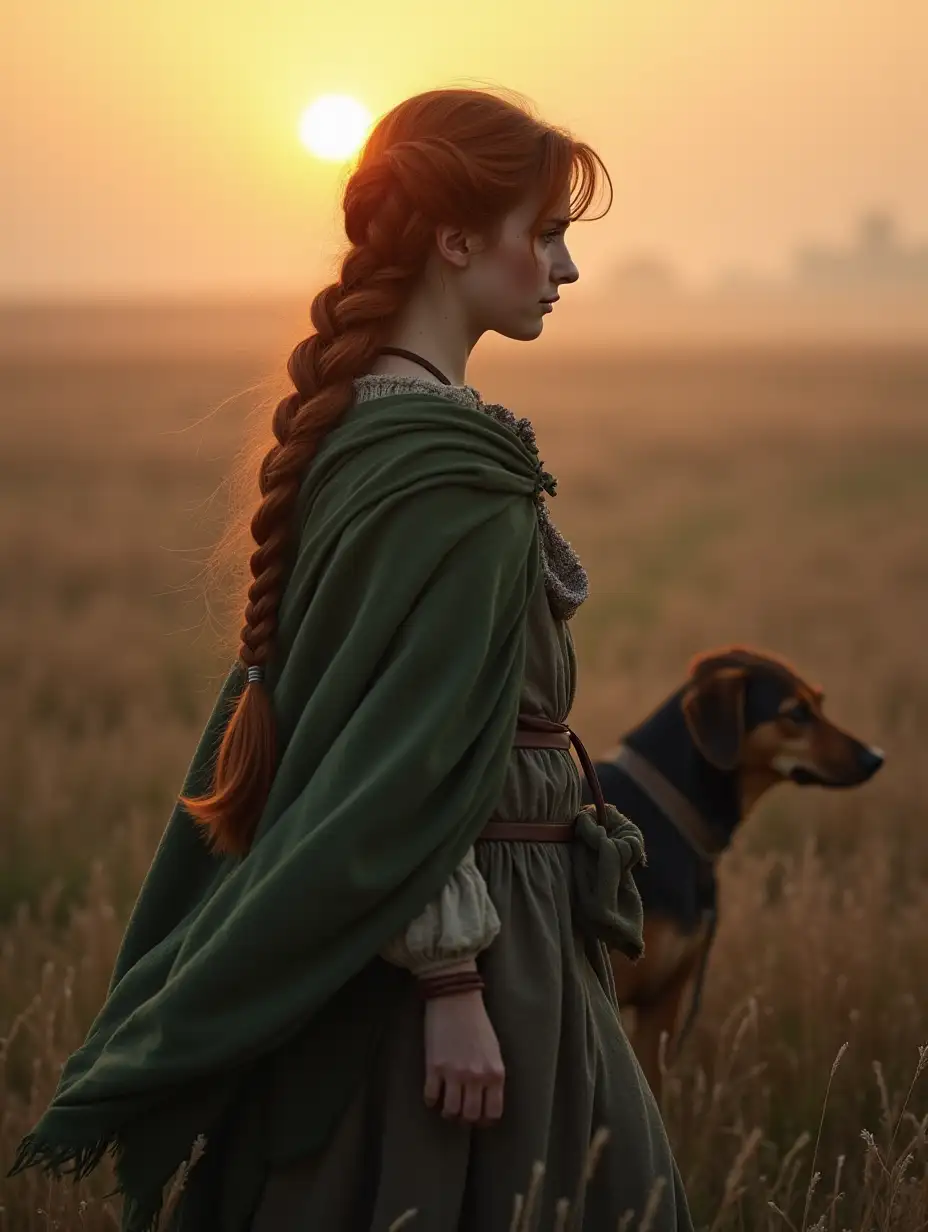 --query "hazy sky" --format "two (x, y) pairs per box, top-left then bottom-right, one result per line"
(4, 0), (927, 298)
